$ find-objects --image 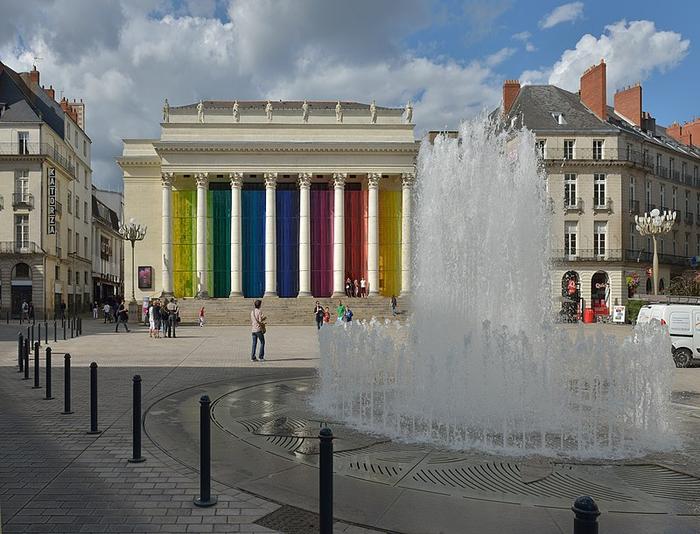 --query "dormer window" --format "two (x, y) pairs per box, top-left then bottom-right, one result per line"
(552, 113), (566, 125)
